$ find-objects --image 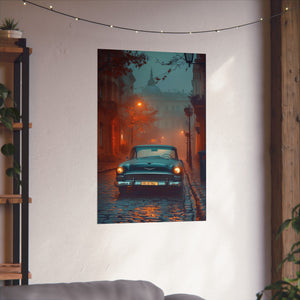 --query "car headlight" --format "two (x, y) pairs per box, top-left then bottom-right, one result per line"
(117, 167), (124, 174)
(173, 166), (181, 174)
